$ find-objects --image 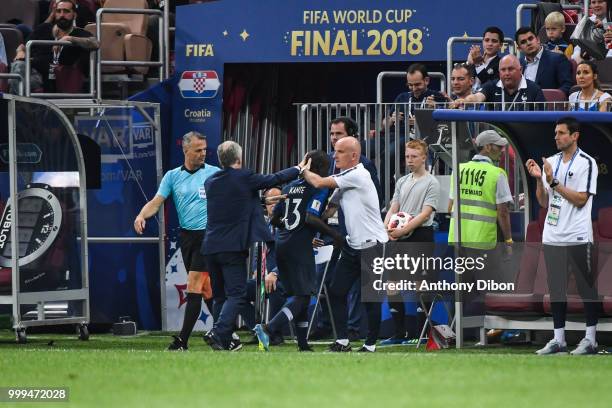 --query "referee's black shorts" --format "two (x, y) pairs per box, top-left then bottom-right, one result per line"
(179, 229), (207, 272)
